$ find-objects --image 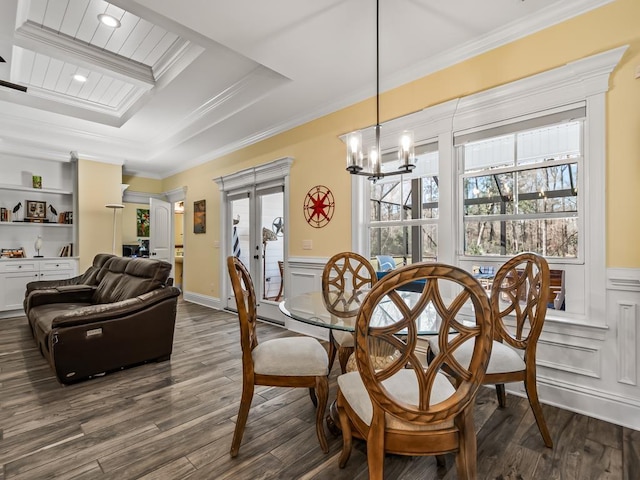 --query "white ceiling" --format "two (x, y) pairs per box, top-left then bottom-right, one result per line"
(0, 0), (611, 179)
